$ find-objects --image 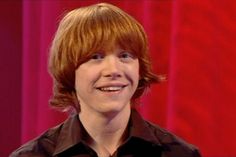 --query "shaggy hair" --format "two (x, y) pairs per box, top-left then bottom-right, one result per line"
(48, 3), (158, 111)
